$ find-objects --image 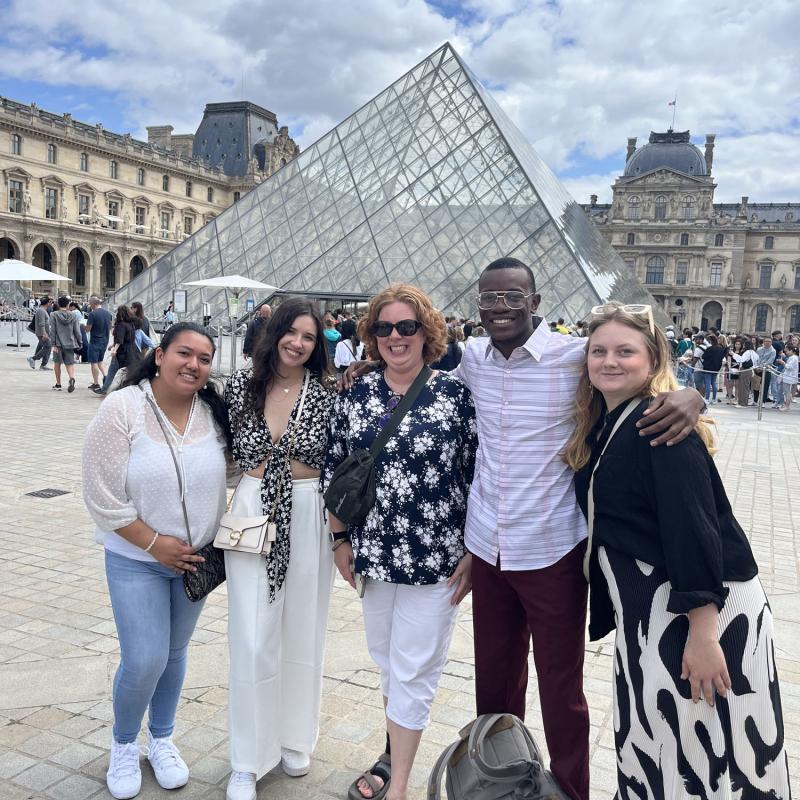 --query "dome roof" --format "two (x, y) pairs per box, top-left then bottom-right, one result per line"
(624, 130), (707, 178)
